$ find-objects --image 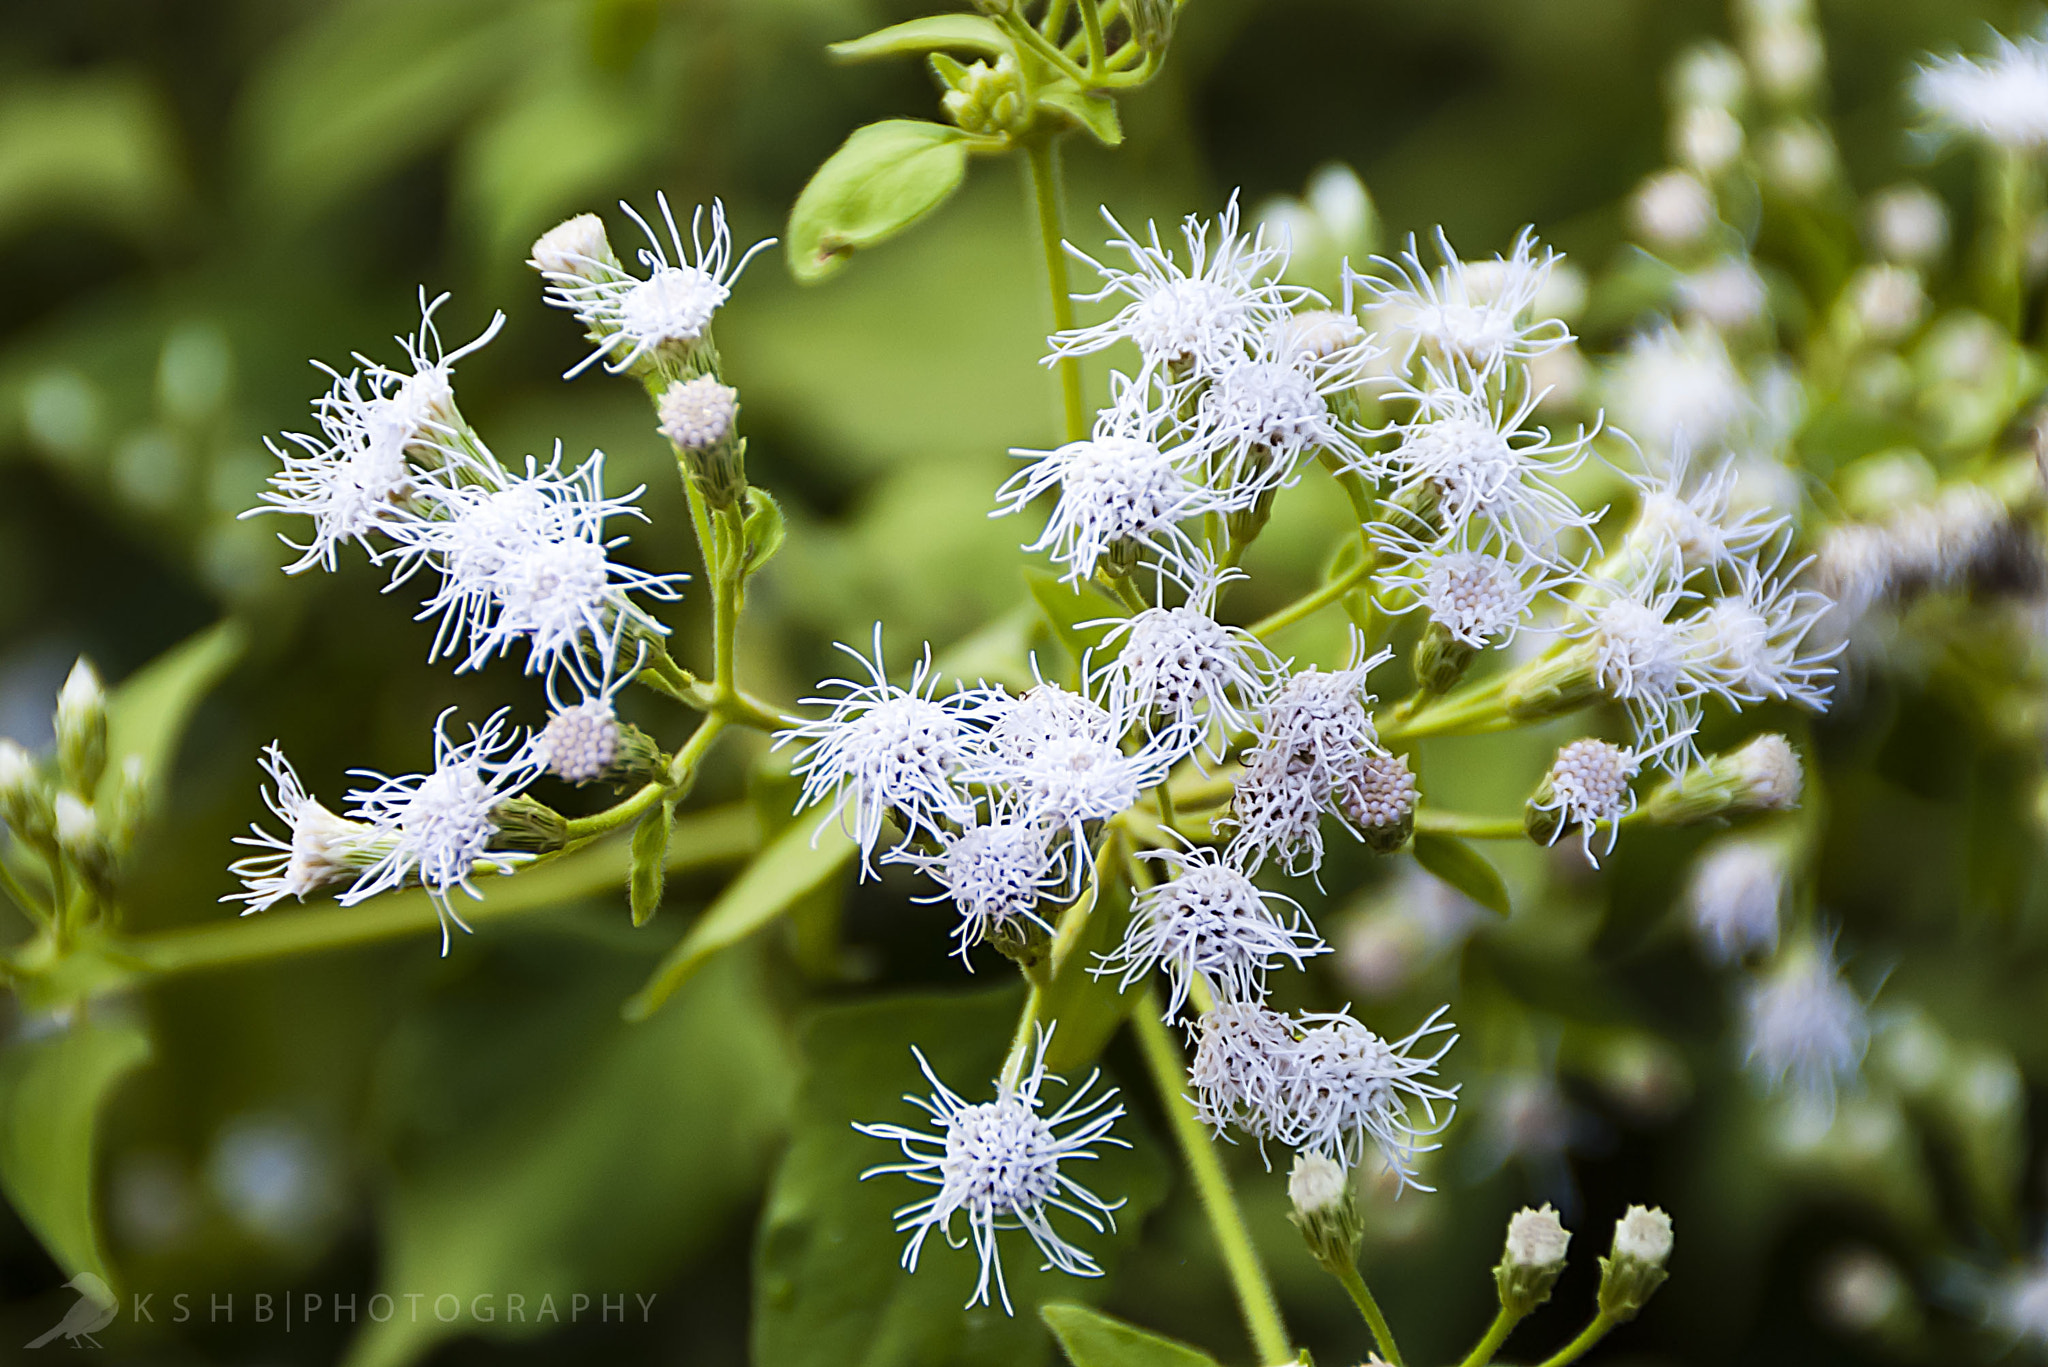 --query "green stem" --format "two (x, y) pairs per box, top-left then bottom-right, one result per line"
(1001, 10), (1093, 84)
(1456, 1306), (1522, 1367)
(1251, 554), (1377, 640)
(712, 505), (746, 700)
(1414, 810), (1526, 841)
(1131, 1002), (1291, 1366)
(1332, 1258), (1405, 1367)
(1076, 0), (1107, 76)
(1025, 137), (1089, 443)
(563, 782), (668, 843)
(1535, 1312), (1618, 1367)
(0, 859), (50, 927)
